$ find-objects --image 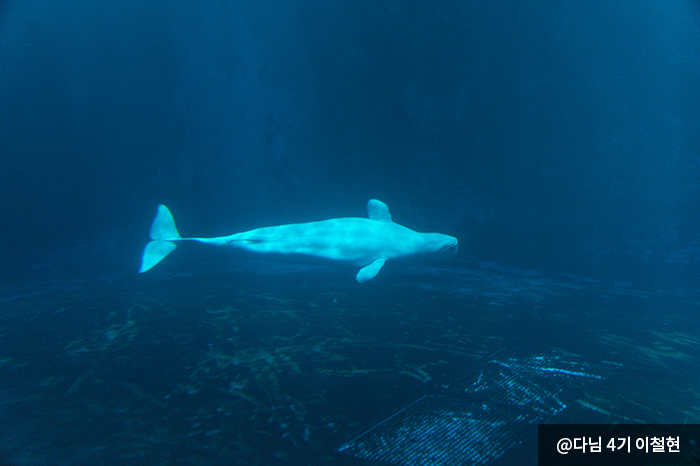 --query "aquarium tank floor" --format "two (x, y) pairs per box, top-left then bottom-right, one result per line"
(1, 258), (699, 465)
